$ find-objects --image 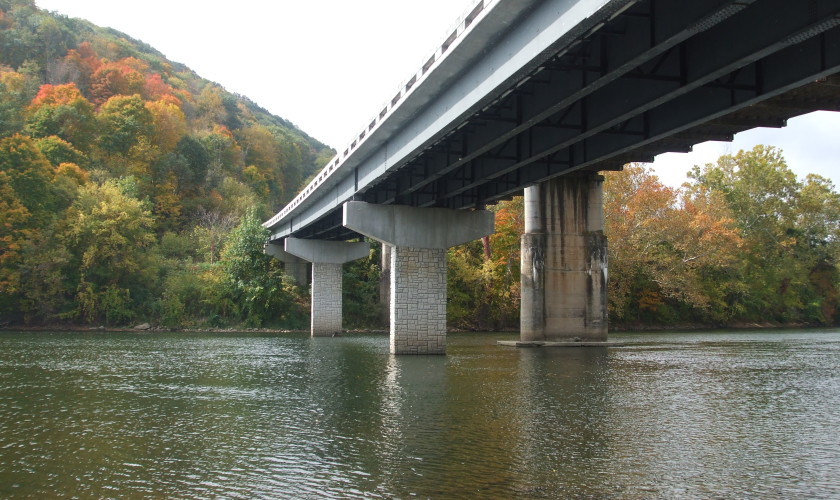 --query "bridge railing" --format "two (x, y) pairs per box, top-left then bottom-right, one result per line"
(263, 0), (498, 230)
